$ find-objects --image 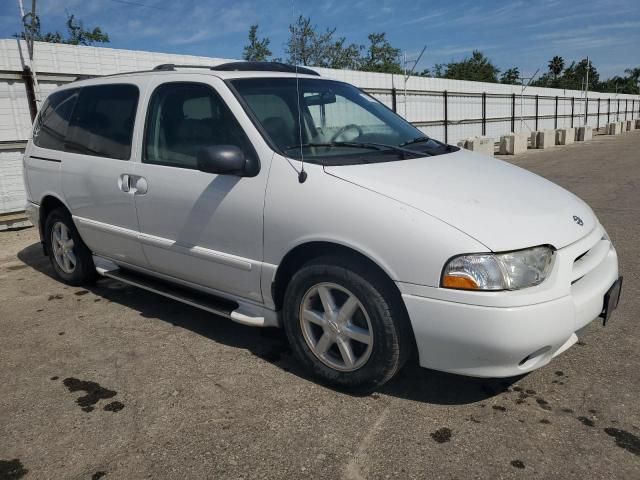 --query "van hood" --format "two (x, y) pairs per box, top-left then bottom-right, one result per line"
(324, 148), (596, 252)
